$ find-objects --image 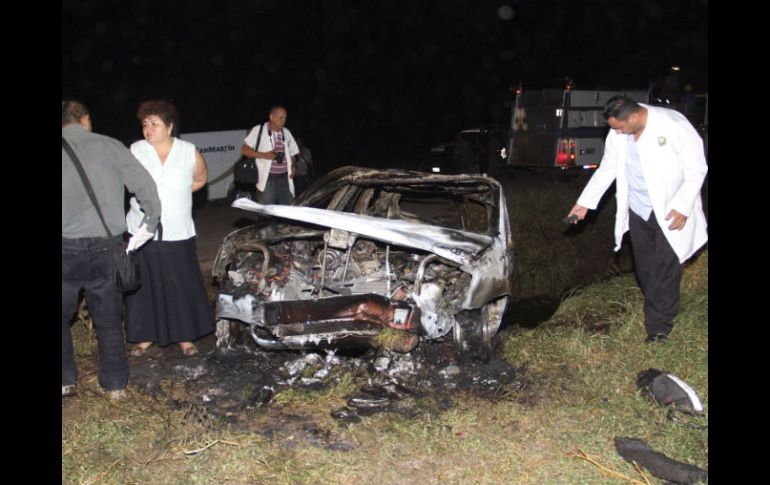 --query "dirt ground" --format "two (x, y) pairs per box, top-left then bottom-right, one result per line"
(121, 325), (529, 441)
